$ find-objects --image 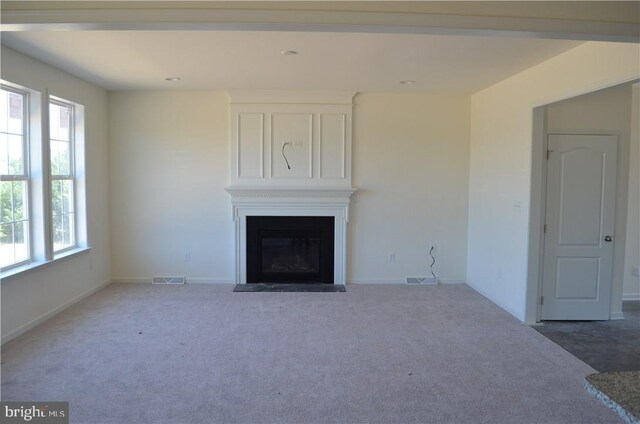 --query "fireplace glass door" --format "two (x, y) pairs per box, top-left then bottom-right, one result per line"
(247, 216), (334, 284)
